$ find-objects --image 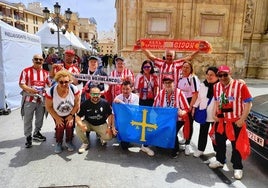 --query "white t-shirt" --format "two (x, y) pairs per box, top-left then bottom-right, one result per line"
(114, 93), (139, 105)
(46, 84), (79, 117)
